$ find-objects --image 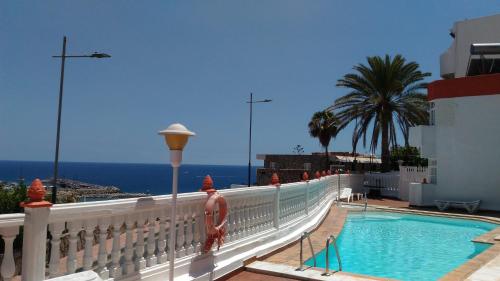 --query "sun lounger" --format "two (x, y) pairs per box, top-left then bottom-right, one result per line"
(434, 200), (481, 214)
(337, 188), (353, 203)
